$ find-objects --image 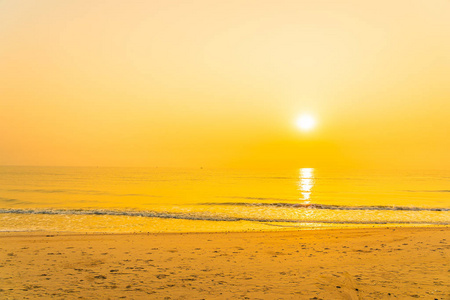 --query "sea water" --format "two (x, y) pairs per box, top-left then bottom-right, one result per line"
(0, 166), (448, 233)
